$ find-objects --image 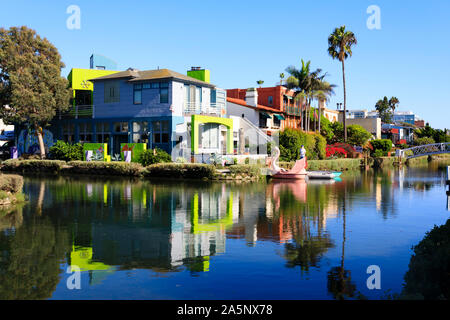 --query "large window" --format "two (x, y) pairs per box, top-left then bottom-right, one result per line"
(114, 122), (129, 133)
(199, 123), (219, 149)
(268, 96), (273, 106)
(160, 82), (169, 103)
(132, 121), (149, 143)
(104, 80), (120, 103)
(153, 121), (169, 144)
(133, 84), (142, 104)
(96, 122), (110, 143)
(79, 123), (92, 142)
